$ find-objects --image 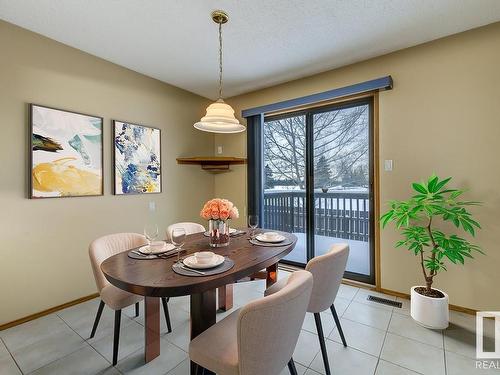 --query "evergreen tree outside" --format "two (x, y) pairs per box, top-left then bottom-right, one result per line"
(264, 164), (275, 189)
(315, 155), (332, 188)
